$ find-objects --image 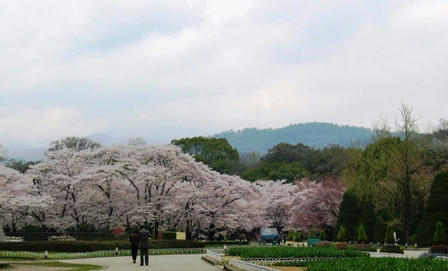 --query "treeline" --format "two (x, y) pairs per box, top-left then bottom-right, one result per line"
(171, 138), (357, 182)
